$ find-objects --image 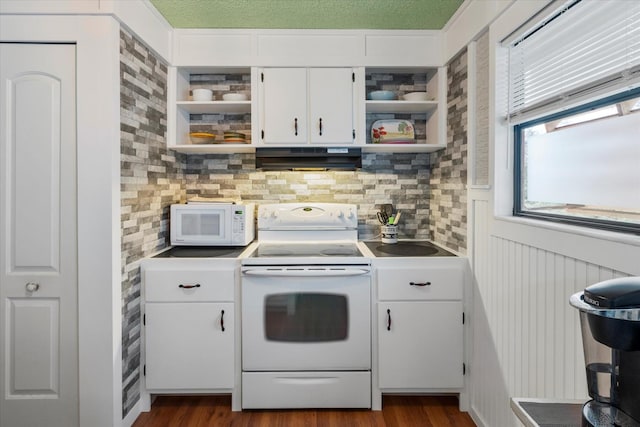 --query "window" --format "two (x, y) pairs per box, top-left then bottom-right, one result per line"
(514, 89), (640, 234)
(507, 0), (640, 234)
